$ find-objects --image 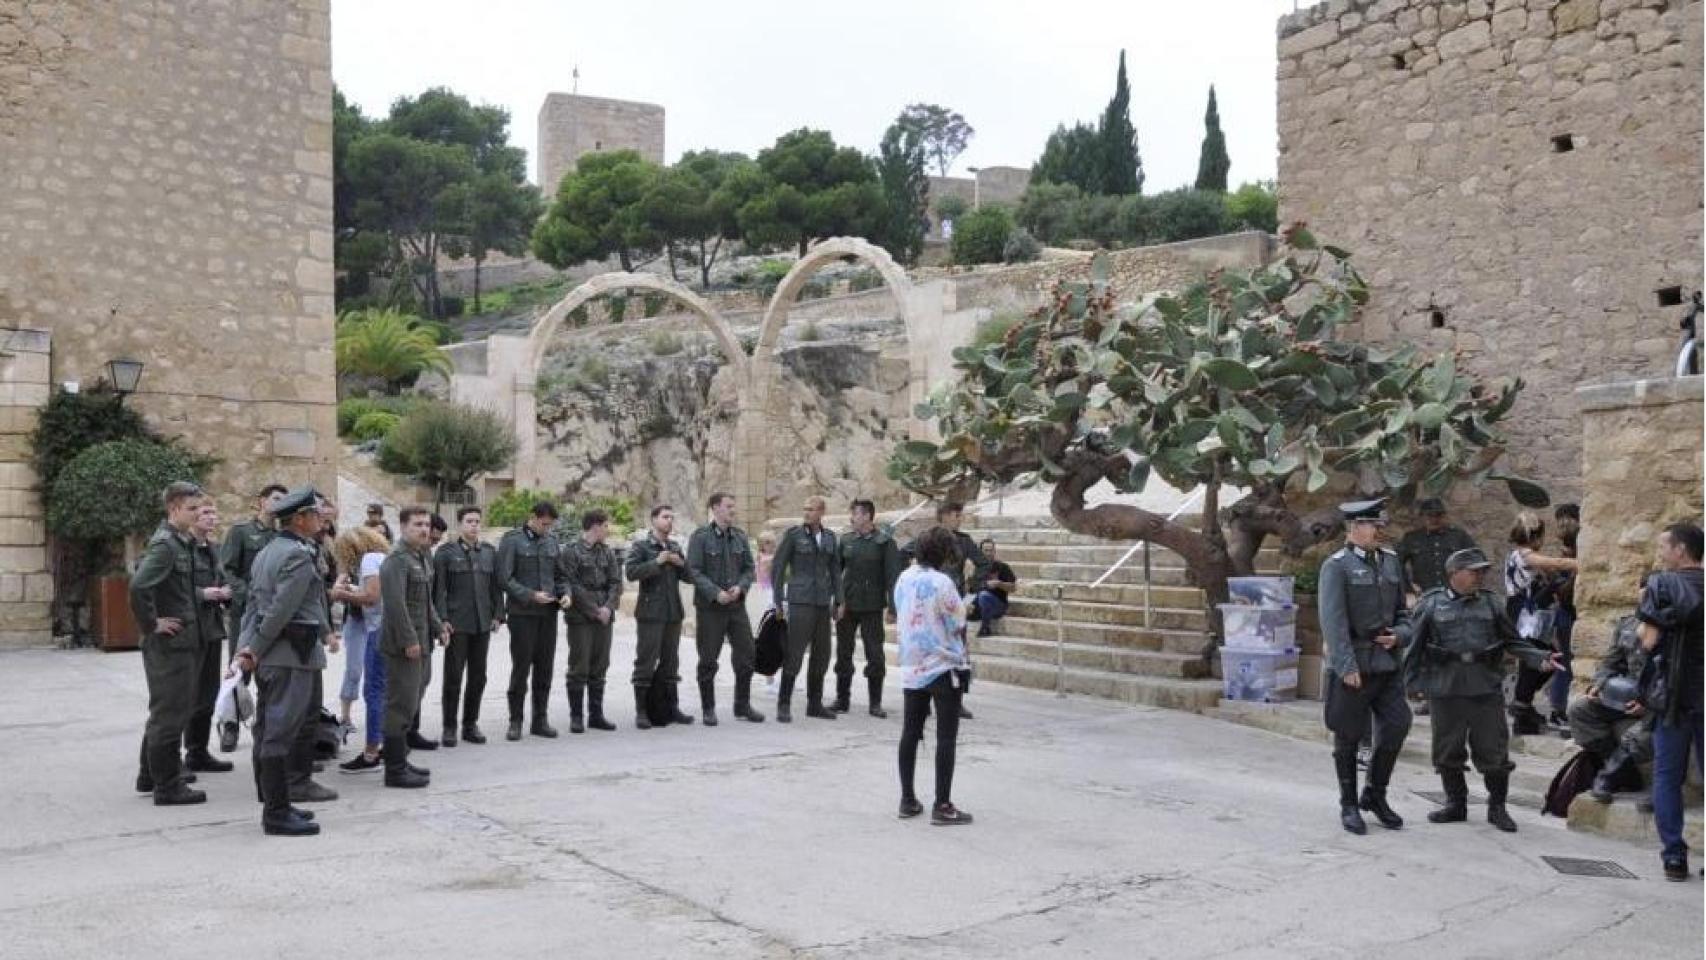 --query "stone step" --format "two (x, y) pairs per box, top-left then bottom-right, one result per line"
(1568, 792), (1704, 850)
(992, 615), (1213, 656)
(1012, 580), (1206, 610)
(970, 634), (1211, 679)
(1005, 596), (1208, 631)
(969, 656), (1224, 712)
(1004, 560), (1193, 587)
